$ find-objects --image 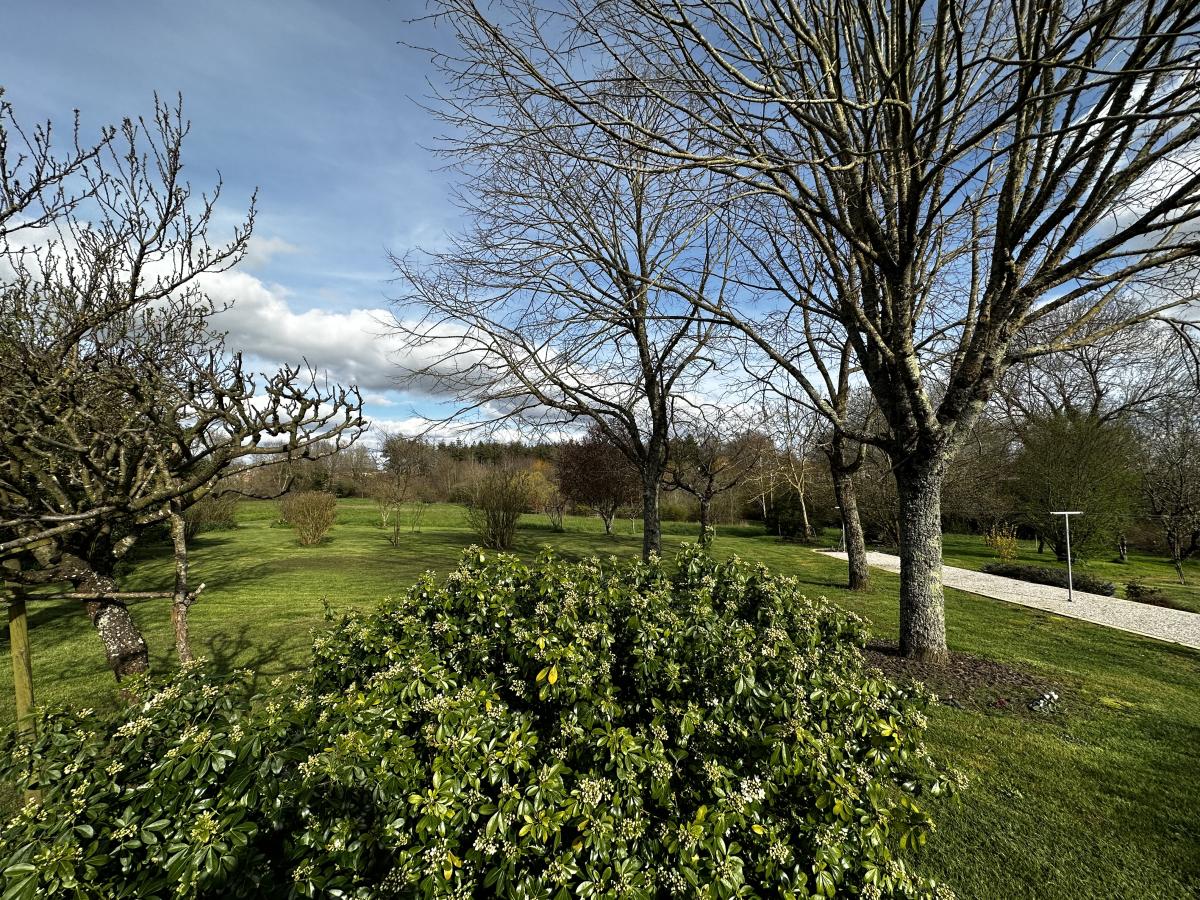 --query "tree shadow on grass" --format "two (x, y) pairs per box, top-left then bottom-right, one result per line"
(201, 622), (291, 696)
